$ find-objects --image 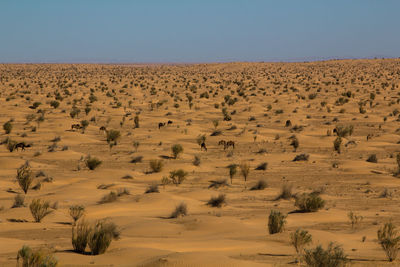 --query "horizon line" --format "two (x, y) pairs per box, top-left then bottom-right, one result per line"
(0, 56), (399, 65)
